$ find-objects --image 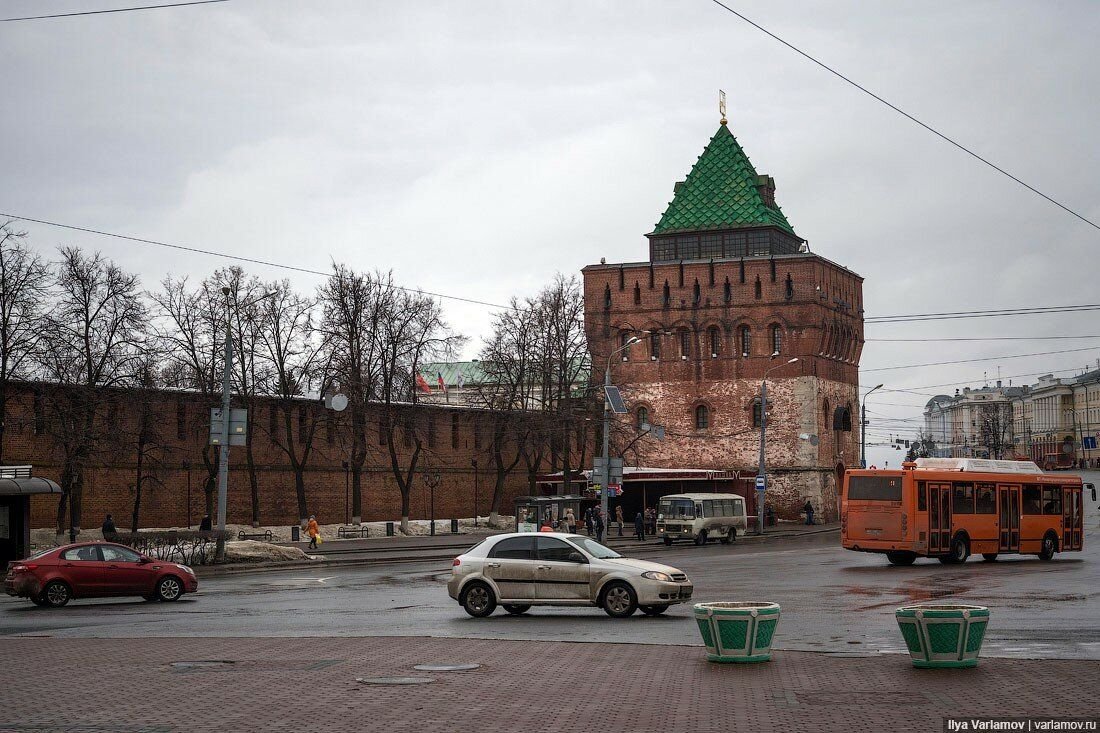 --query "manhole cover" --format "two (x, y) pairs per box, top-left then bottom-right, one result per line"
(171, 661), (235, 669)
(356, 677), (435, 685)
(413, 663), (481, 672)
